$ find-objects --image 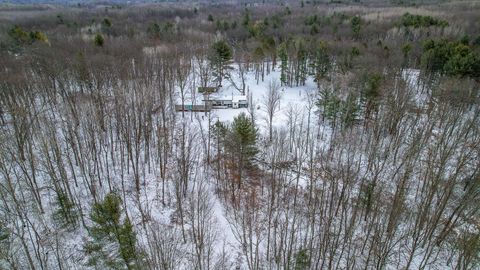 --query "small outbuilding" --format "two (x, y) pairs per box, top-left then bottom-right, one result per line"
(198, 86), (219, 94)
